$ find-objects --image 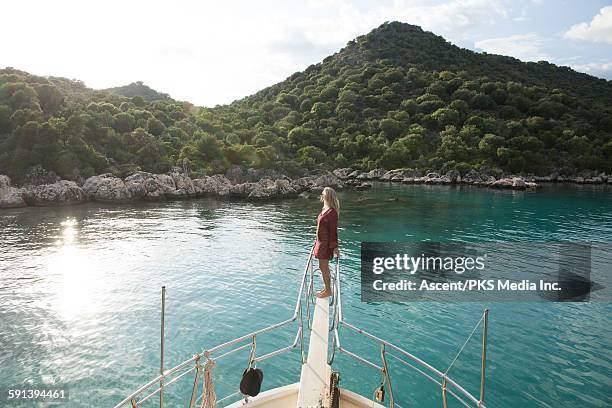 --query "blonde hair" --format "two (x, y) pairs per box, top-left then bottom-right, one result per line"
(321, 187), (340, 213)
